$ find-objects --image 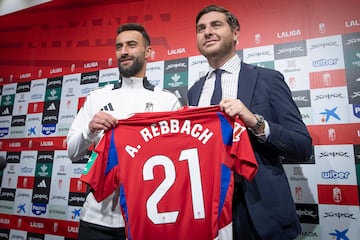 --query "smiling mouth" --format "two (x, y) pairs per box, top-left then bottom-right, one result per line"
(204, 40), (217, 46)
(120, 58), (133, 65)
